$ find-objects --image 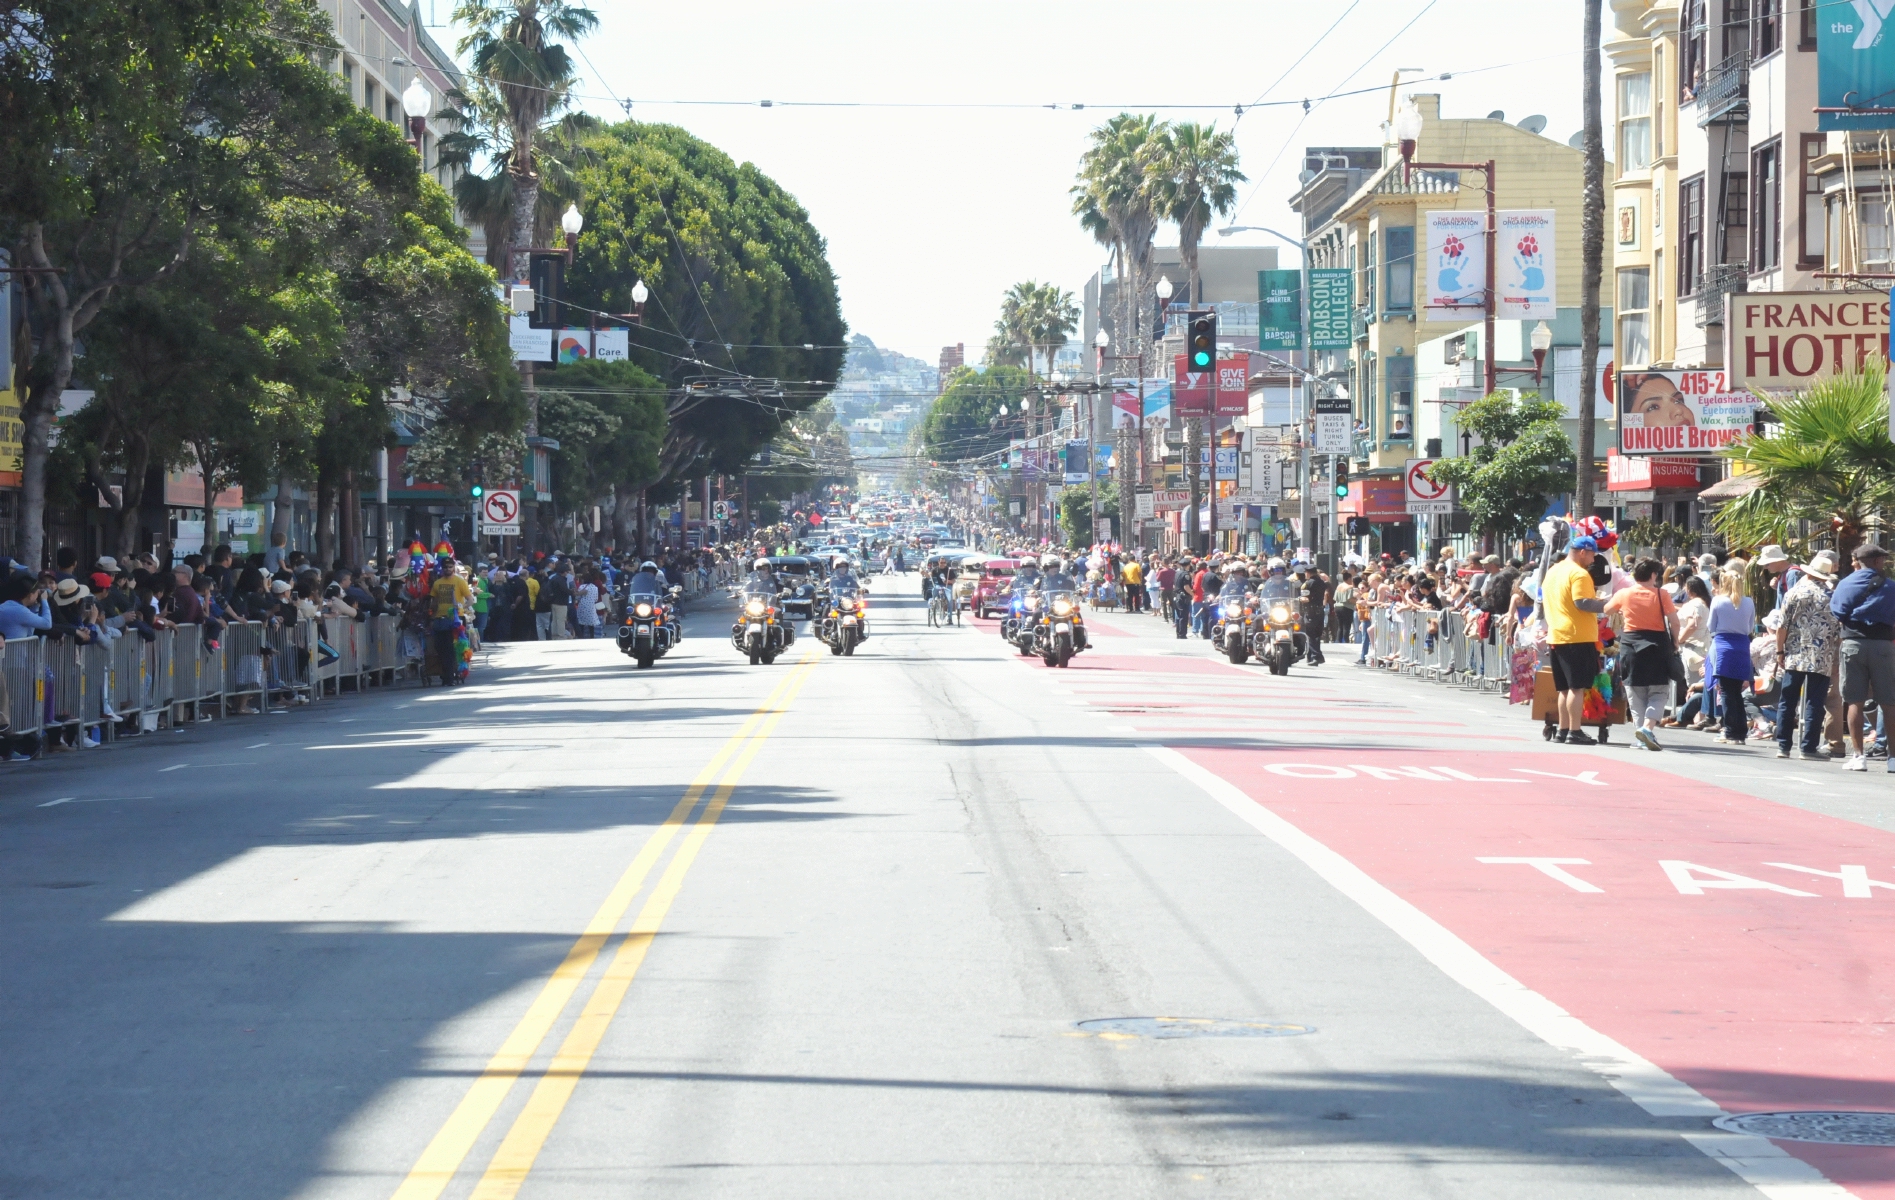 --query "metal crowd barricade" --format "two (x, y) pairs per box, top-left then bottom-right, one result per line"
(46, 637), (84, 740)
(109, 631), (147, 733)
(1361, 603), (1528, 698)
(0, 636), (45, 746)
(224, 621), (267, 711)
